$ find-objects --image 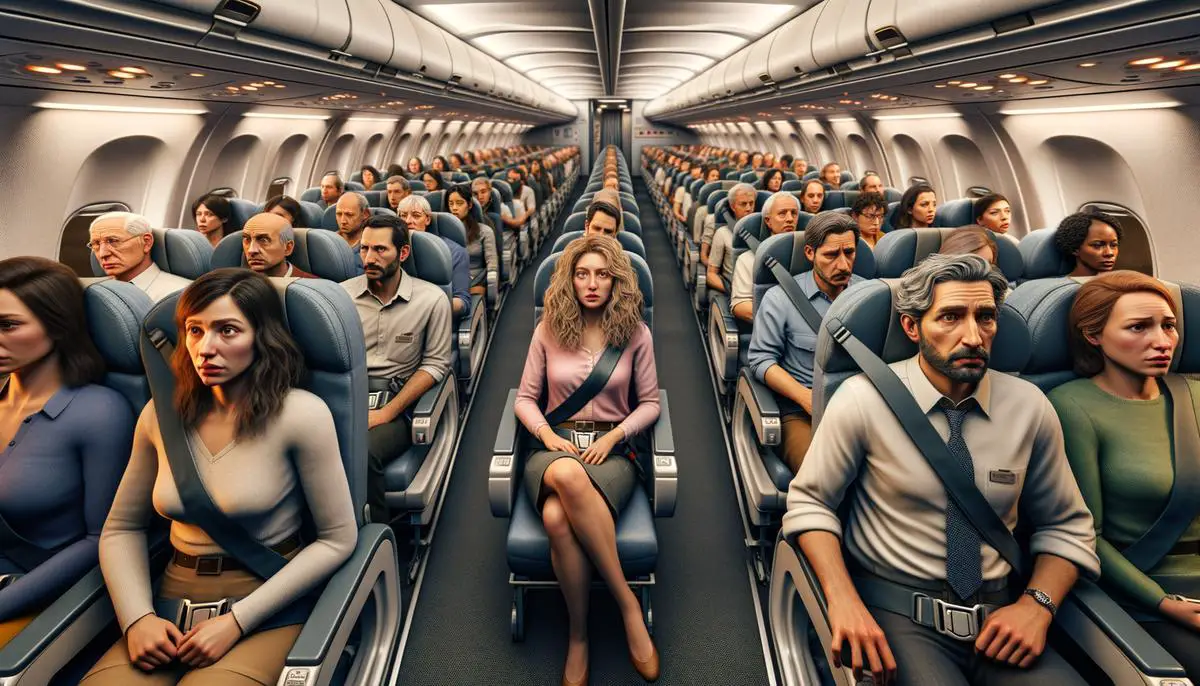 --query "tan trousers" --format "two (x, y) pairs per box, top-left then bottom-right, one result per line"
(780, 410), (814, 475)
(0, 613), (39, 650)
(82, 560), (302, 686)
